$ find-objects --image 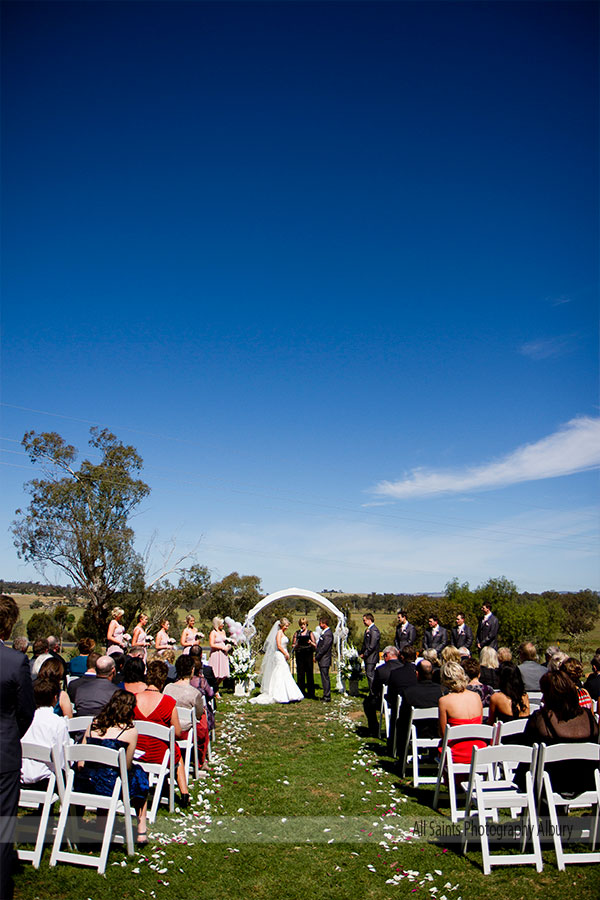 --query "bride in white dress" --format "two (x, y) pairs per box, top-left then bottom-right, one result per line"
(250, 618), (304, 704)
